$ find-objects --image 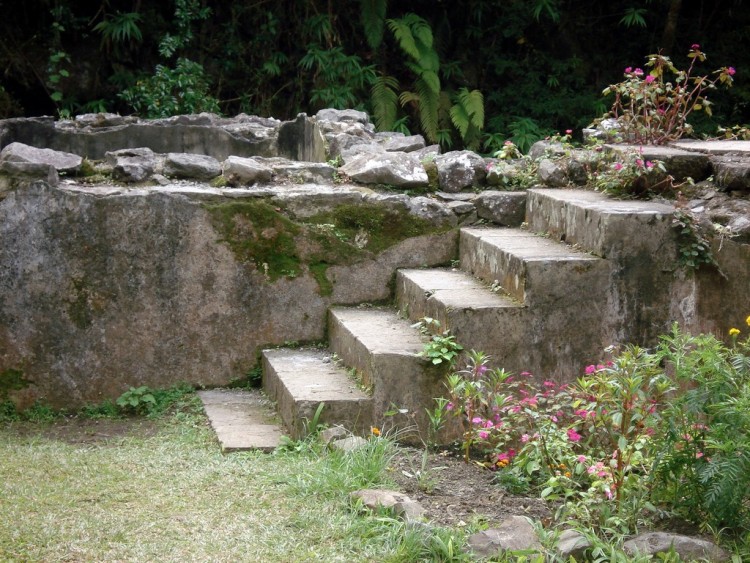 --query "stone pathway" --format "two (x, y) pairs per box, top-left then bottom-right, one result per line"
(197, 389), (283, 453)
